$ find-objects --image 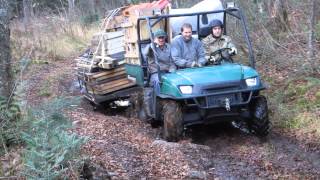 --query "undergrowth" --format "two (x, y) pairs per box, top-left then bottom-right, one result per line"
(0, 95), (21, 155)
(10, 16), (99, 62)
(269, 76), (320, 133)
(21, 97), (87, 179)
